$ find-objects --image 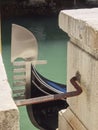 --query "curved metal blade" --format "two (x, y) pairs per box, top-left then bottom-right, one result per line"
(11, 24), (38, 62)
